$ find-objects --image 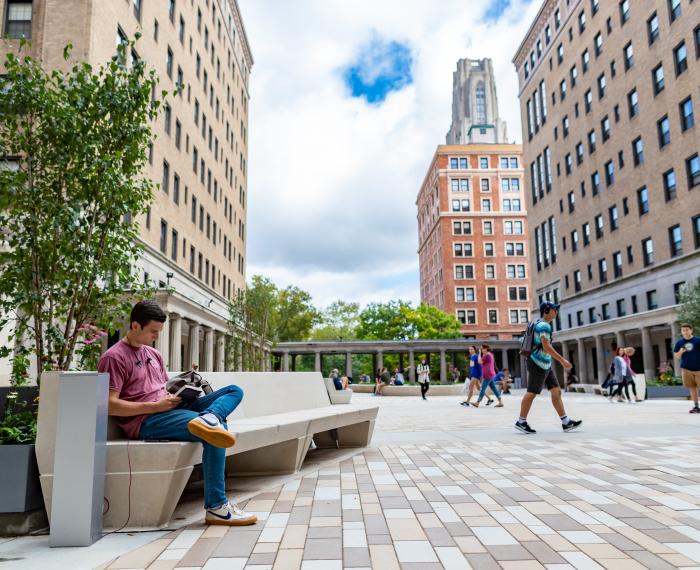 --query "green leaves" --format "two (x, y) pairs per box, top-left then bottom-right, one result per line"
(355, 301), (463, 341)
(0, 37), (162, 381)
(678, 278), (700, 332)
